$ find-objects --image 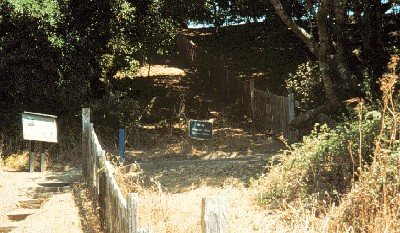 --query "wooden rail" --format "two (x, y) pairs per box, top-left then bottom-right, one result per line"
(82, 108), (229, 232)
(177, 35), (297, 141)
(82, 108), (152, 233)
